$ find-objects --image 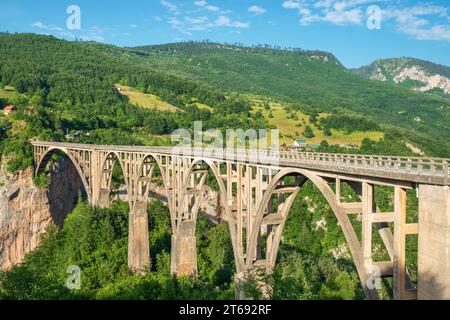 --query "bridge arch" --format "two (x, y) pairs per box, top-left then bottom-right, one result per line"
(246, 168), (374, 299)
(35, 146), (91, 203)
(97, 152), (163, 207)
(176, 158), (245, 273)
